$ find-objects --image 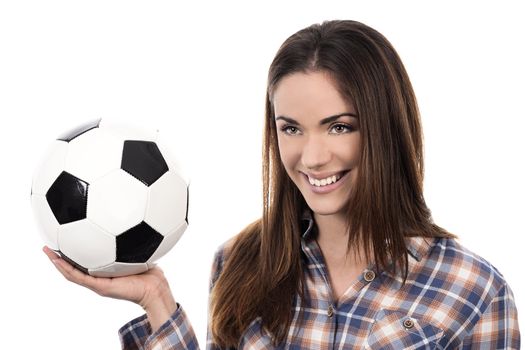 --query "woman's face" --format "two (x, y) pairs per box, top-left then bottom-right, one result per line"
(273, 71), (361, 217)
